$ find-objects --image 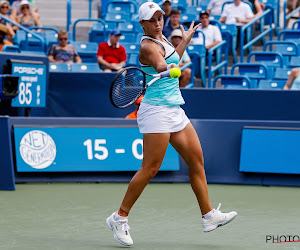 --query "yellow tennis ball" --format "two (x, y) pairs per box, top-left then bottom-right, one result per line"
(170, 68), (181, 78)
